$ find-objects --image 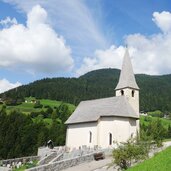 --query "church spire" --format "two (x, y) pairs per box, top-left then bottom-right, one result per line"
(115, 48), (139, 90)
